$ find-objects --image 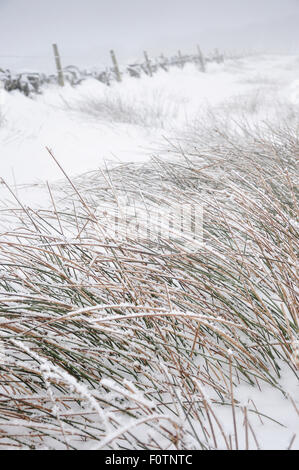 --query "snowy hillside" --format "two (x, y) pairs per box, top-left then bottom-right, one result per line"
(0, 54), (298, 450)
(1, 54), (299, 186)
